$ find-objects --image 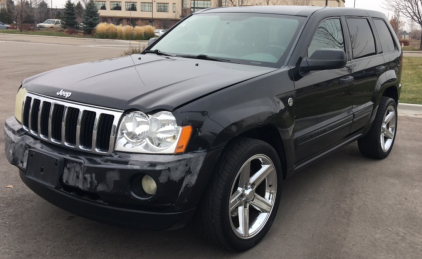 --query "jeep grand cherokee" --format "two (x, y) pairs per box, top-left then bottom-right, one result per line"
(5, 6), (402, 250)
